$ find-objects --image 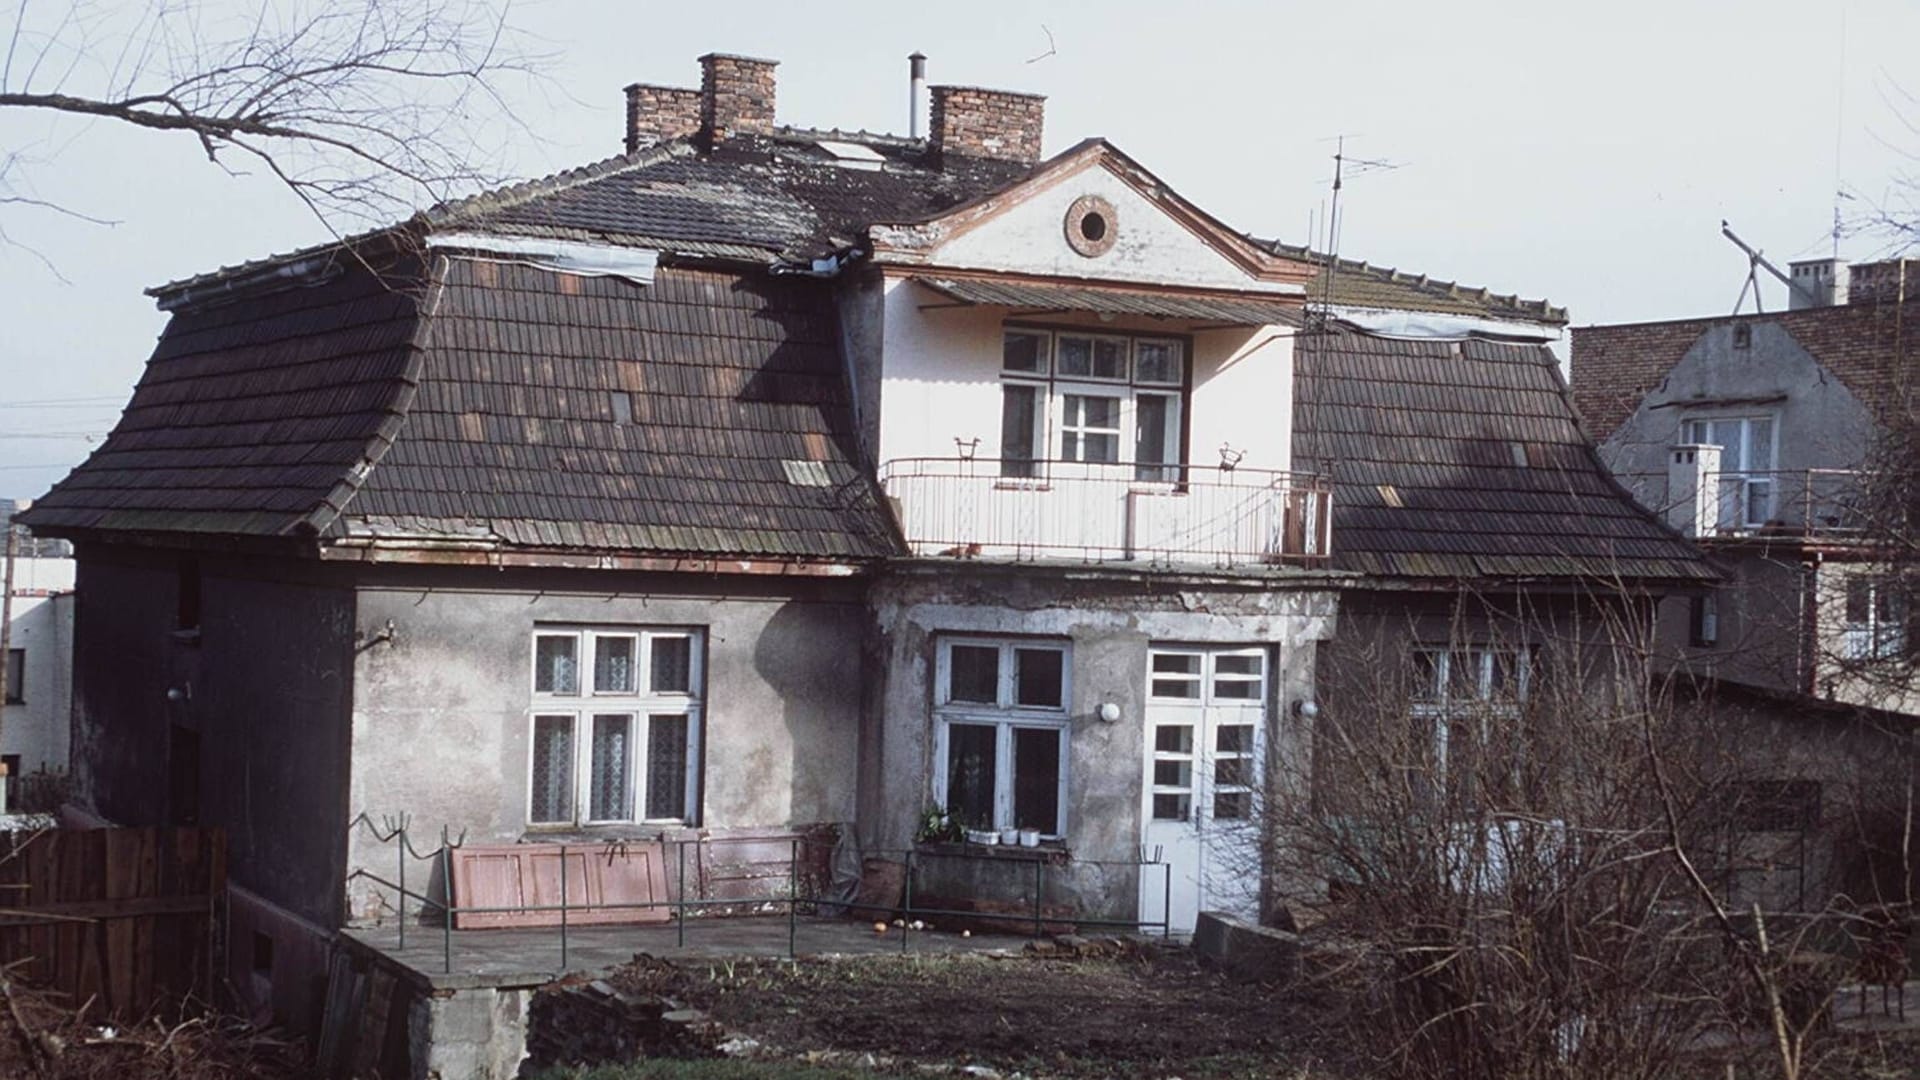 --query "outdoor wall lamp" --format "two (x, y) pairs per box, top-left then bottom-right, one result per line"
(1097, 702), (1121, 723)
(1293, 699), (1320, 720)
(166, 683), (192, 703)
